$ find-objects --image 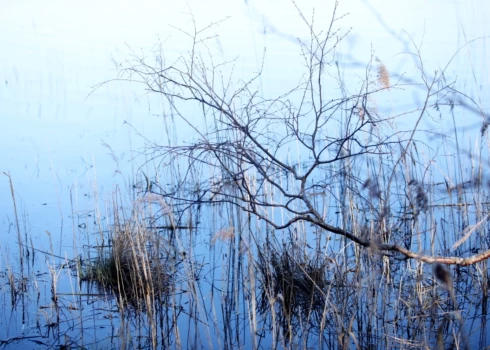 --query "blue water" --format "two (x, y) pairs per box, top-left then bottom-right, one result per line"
(1, 0), (489, 348)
